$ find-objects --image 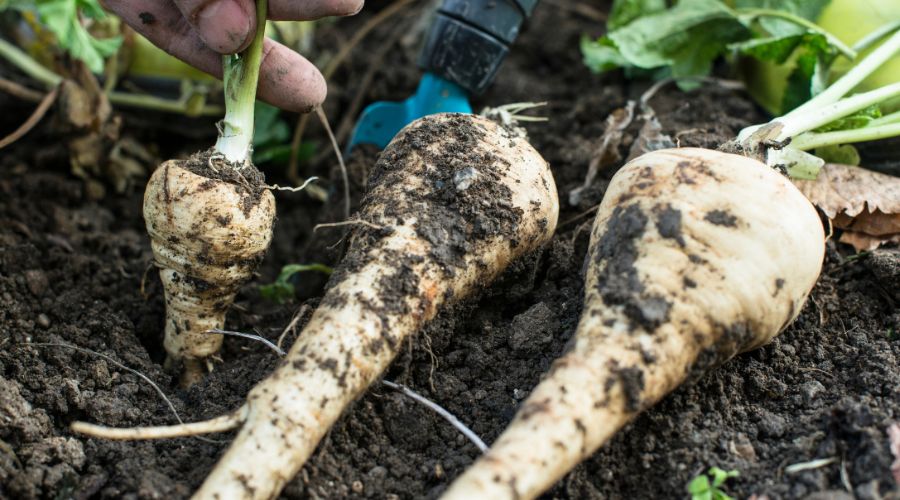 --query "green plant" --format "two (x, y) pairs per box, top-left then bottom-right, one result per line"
(732, 29), (900, 178)
(0, 3), (222, 116)
(252, 101), (317, 166)
(688, 467), (740, 500)
(2, 0), (121, 72)
(582, 0), (851, 104)
(259, 263), (333, 304)
(585, 0), (900, 179)
(743, 0), (900, 115)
